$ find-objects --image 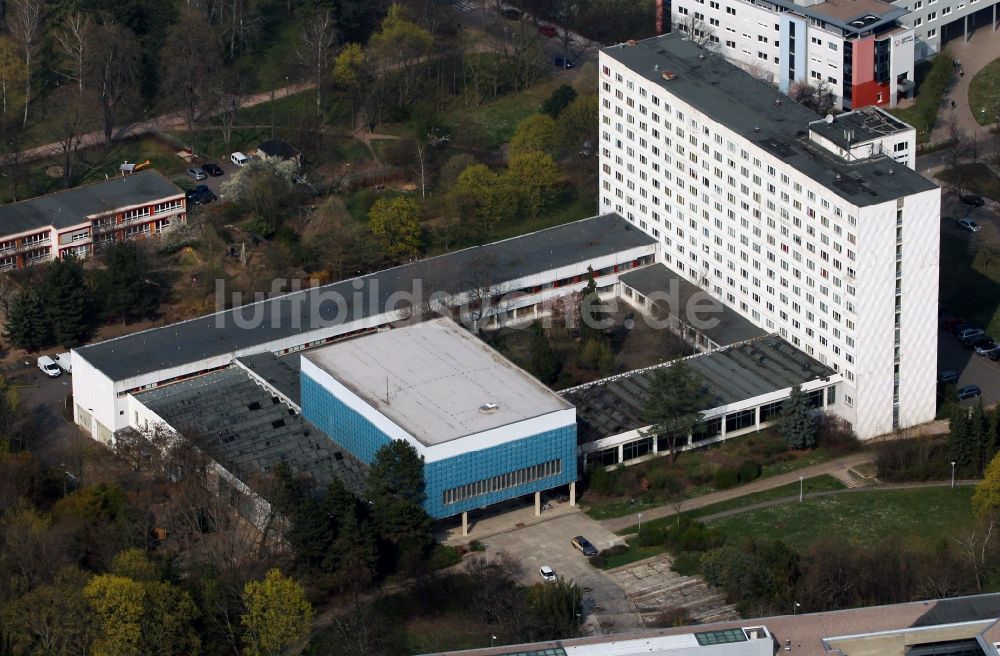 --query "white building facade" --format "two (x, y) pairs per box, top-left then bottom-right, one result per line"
(598, 35), (940, 439)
